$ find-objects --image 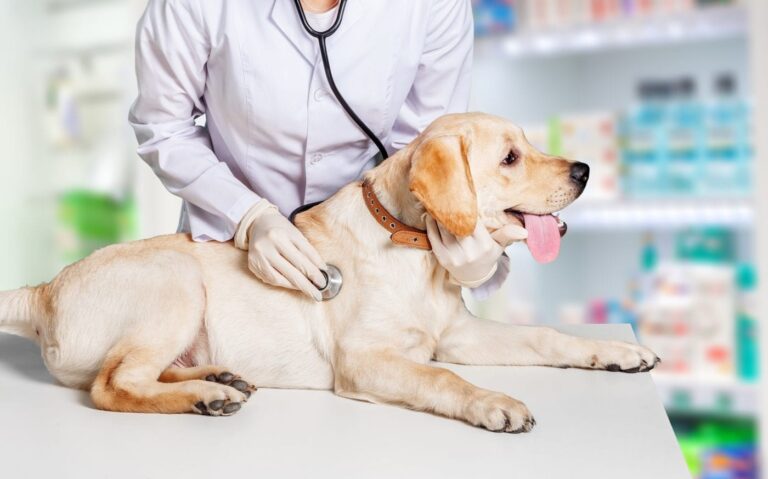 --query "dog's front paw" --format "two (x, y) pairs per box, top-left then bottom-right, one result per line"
(465, 391), (535, 433)
(589, 341), (660, 373)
